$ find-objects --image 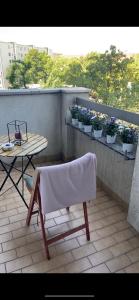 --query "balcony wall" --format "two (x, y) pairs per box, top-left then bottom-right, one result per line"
(63, 97), (139, 207)
(0, 88), (89, 162)
(67, 125), (135, 206)
(1, 88), (139, 231)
